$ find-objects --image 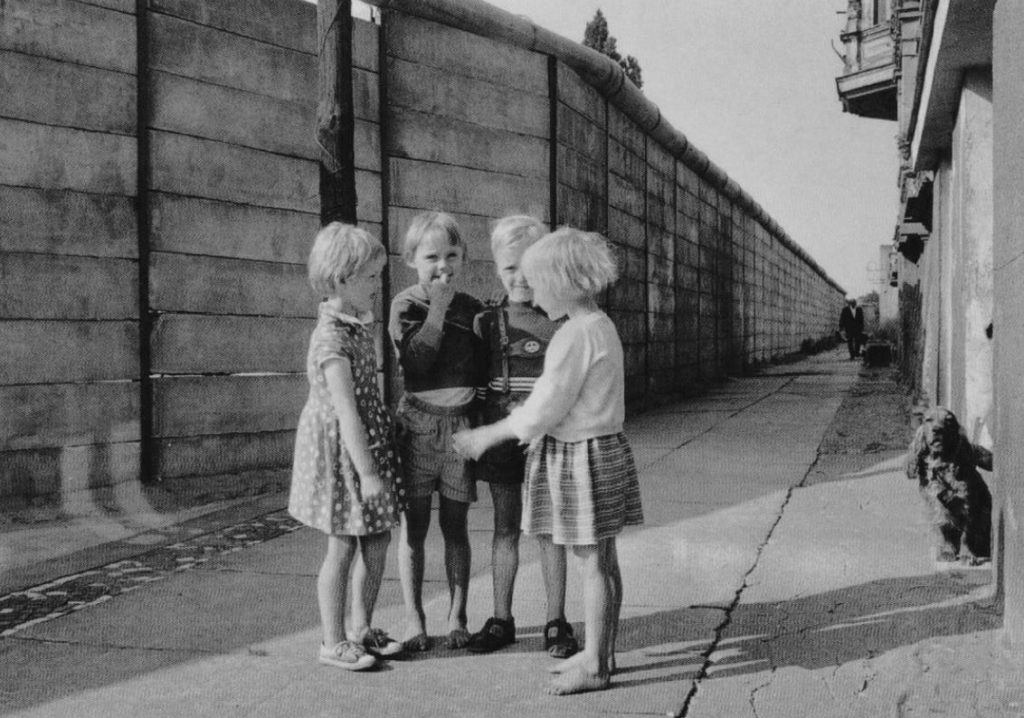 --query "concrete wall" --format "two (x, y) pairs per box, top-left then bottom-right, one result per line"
(878, 245), (899, 322)
(993, 1), (1024, 650)
(381, 12), (845, 406)
(952, 71), (994, 447)
(912, 72), (994, 445)
(1, 0), (142, 500)
(143, 0), (329, 492)
(1, 0), (845, 503)
(897, 255), (924, 388)
(0, 0), (339, 501)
